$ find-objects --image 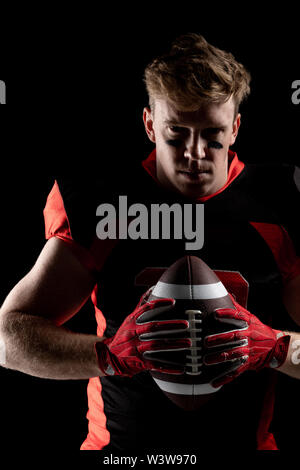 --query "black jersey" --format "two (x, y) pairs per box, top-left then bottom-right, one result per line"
(44, 150), (300, 451)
